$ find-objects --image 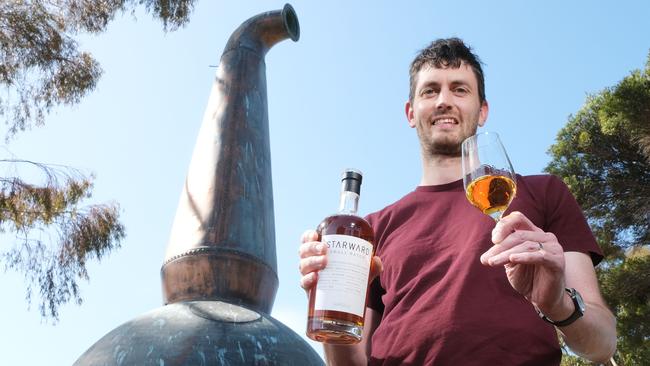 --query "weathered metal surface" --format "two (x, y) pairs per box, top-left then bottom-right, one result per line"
(161, 247), (278, 312)
(162, 3), (300, 314)
(74, 301), (324, 365)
